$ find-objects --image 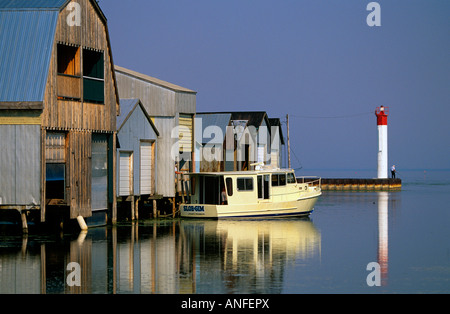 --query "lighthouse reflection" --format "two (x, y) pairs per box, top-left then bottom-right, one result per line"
(377, 192), (389, 286)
